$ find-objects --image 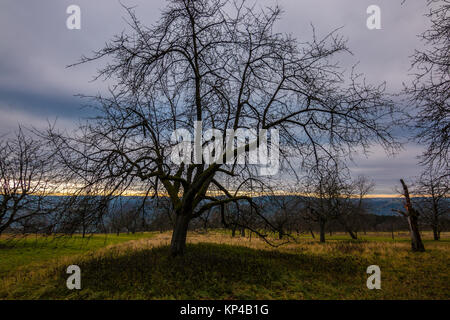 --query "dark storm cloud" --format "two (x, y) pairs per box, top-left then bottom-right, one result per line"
(0, 0), (432, 192)
(348, 144), (424, 194)
(0, 0), (166, 130)
(0, 88), (88, 118)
